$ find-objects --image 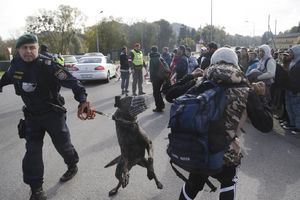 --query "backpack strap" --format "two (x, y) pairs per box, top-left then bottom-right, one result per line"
(170, 161), (217, 192)
(262, 57), (271, 73)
